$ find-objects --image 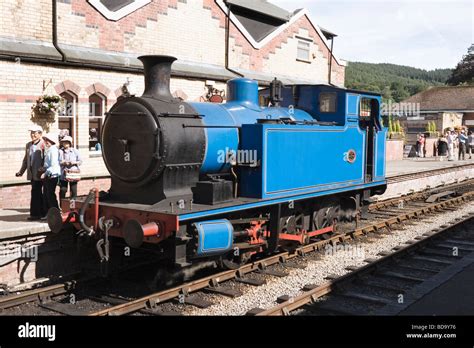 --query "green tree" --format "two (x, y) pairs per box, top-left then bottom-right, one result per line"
(447, 44), (474, 85)
(381, 86), (393, 102)
(391, 83), (410, 102)
(345, 62), (452, 100)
